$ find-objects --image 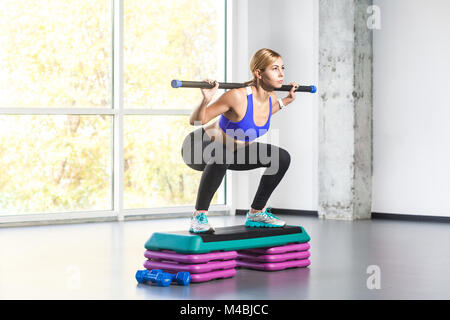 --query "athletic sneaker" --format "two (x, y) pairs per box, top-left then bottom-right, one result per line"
(189, 212), (215, 234)
(245, 207), (286, 228)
